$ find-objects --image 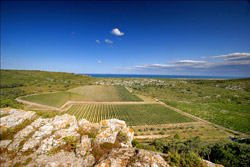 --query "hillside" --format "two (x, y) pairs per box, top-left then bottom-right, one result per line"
(0, 70), (95, 108)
